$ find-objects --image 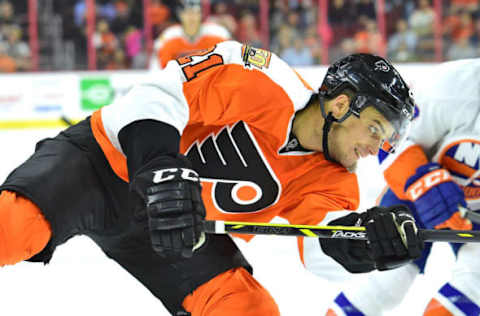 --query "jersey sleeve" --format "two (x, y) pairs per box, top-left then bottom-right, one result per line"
(279, 166), (360, 282)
